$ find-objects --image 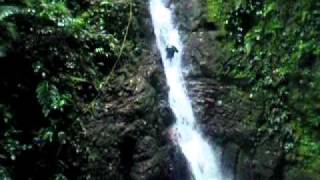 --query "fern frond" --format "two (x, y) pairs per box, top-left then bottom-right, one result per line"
(0, 6), (21, 22)
(36, 81), (71, 117)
